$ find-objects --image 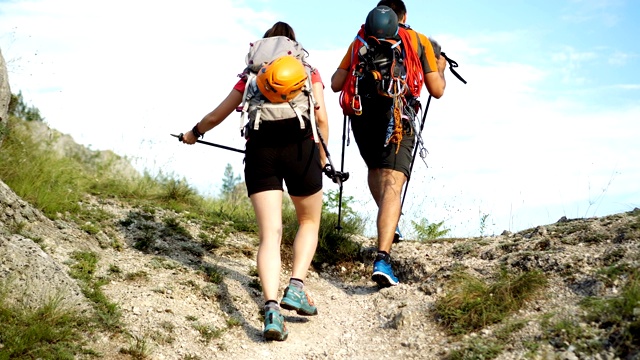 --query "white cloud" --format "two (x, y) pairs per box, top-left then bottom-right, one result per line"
(564, 0), (623, 26)
(2, 1), (639, 238)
